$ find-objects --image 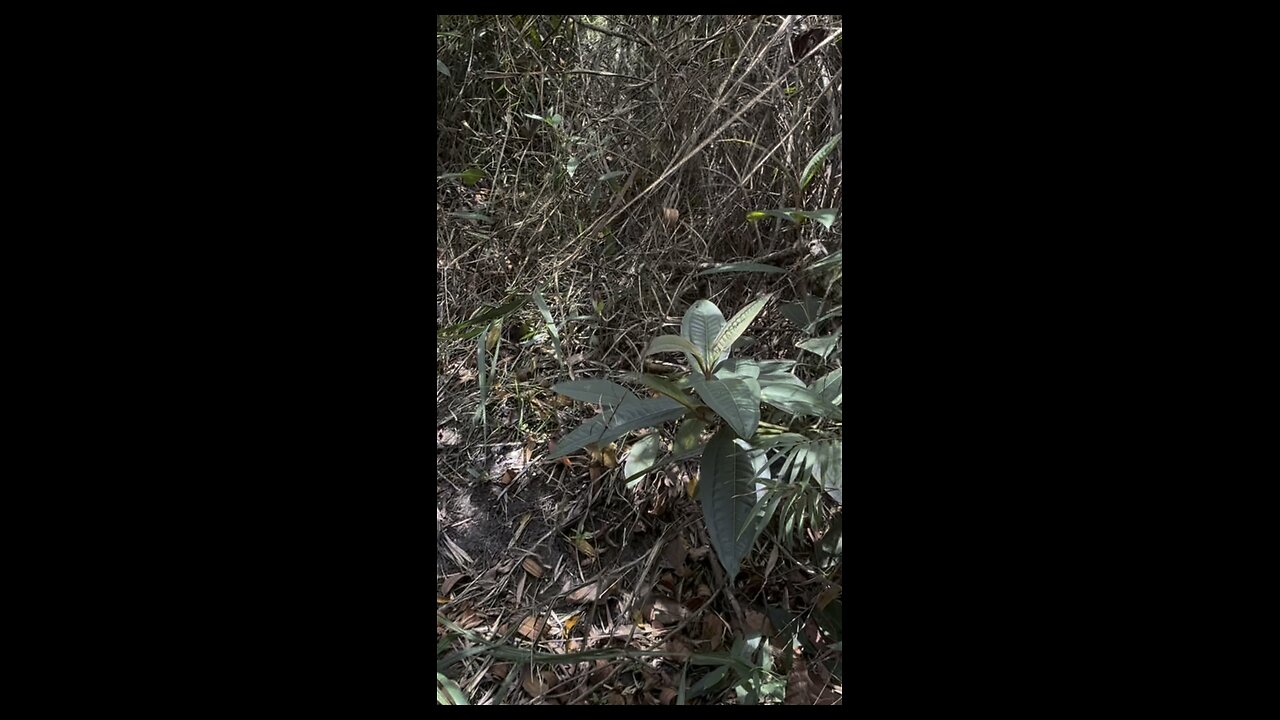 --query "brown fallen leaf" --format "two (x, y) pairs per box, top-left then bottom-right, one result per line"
(601, 443), (618, 468)
(703, 614), (727, 650)
(458, 606), (484, 629)
(590, 659), (616, 685)
(785, 652), (818, 705)
(499, 468), (516, 485)
(662, 636), (691, 656)
(440, 573), (467, 595)
(522, 556), (545, 578)
(573, 537), (598, 559)
(566, 579), (611, 604)
(663, 535), (688, 576)
(521, 667), (548, 698)
(651, 596), (687, 625)
(489, 662), (512, 680)
(659, 687), (678, 705)
(518, 614), (548, 640)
